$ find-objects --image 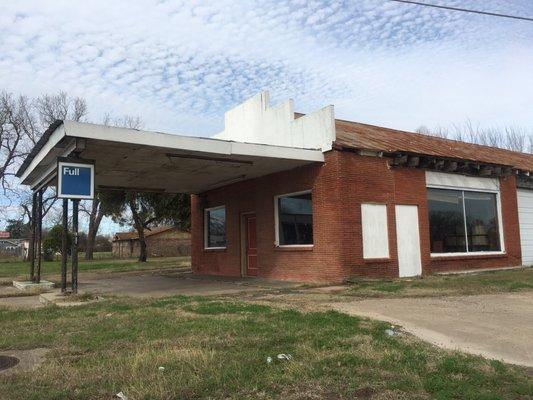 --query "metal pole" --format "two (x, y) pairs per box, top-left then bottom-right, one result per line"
(36, 189), (43, 283)
(61, 199), (68, 292)
(71, 199), (79, 293)
(29, 191), (37, 282)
